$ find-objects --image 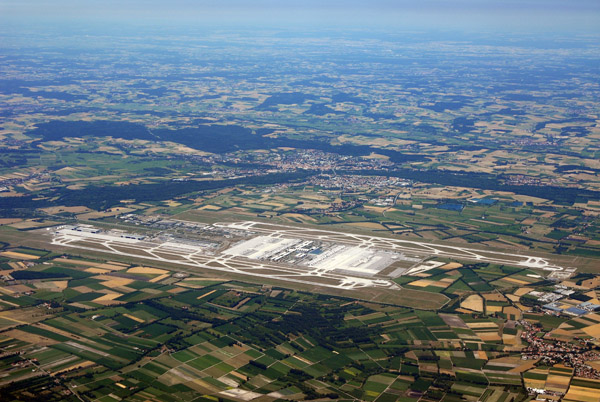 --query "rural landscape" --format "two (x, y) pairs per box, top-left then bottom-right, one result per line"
(1, 2), (600, 401)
